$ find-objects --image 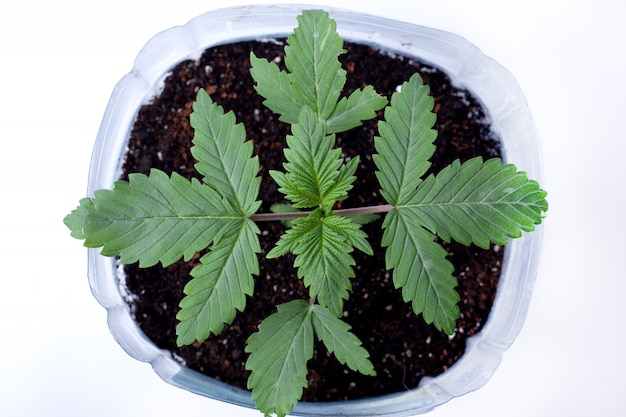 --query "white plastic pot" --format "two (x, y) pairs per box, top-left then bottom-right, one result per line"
(86, 4), (544, 416)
